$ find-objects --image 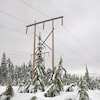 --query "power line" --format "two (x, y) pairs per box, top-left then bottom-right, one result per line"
(0, 48), (32, 60)
(0, 24), (34, 56)
(0, 9), (49, 35)
(0, 47), (31, 55)
(62, 25), (100, 62)
(0, 49), (32, 66)
(19, 0), (62, 26)
(0, 9), (28, 24)
(54, 36), (89, 63)
(0, 51), (31, 59)
(0, 24), (25, 34)
(0, 9), (46, 34)
(20, 0), (50, 19)
(0, 24), (34, 39)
